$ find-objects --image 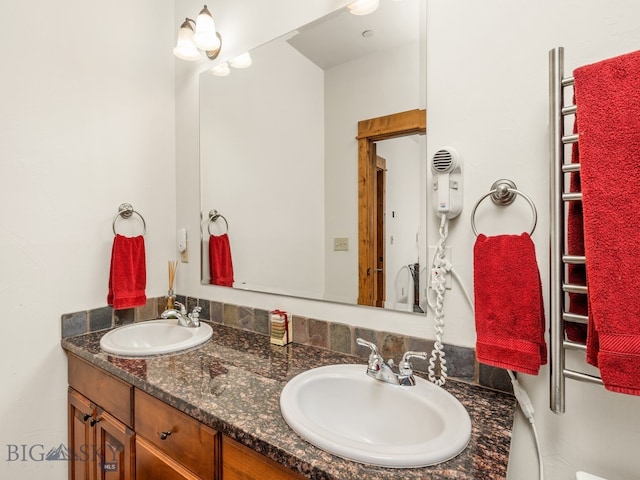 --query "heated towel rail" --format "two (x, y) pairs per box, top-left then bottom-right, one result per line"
(549, 47), (603, 414)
